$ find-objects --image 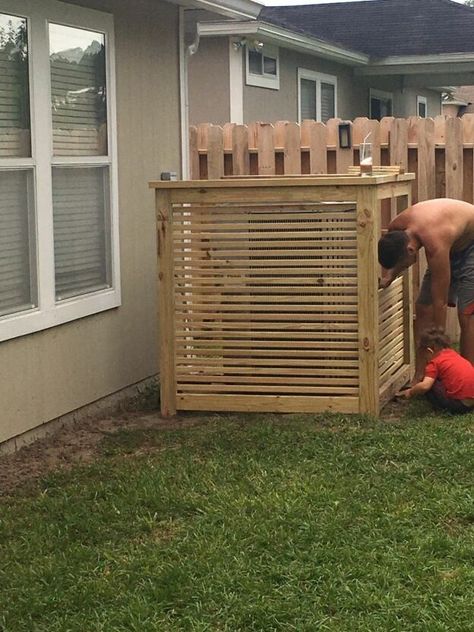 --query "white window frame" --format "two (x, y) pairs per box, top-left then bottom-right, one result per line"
(417, 95), (428, 118)
(369, 88), (393, 119)
(245, 43), (279, 90)
(0, 0), (120, 343)
(297, 68), (338, 123)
